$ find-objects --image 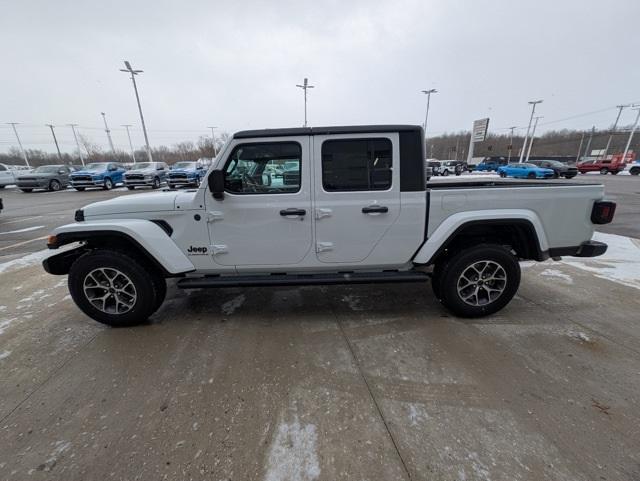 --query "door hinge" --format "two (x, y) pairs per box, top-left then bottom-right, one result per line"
(211, 244), (228, 255)
(207, 211), (224, 222)
(315, 208), (332, 220)
(316, 242), (334, 253)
